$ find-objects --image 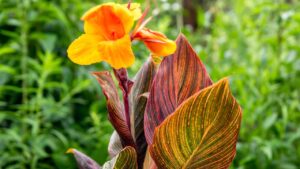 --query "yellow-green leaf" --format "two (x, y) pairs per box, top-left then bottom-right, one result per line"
(103, 146), (138, 169)
(150, 78), (242, 169)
